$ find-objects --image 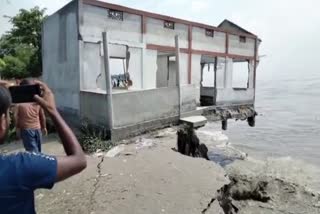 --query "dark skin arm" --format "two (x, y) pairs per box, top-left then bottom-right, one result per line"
(0, 80), (10, 88)
(39, 108), (47, 136)
(13, 105), (21, 138)
(34, 81), (86, 182)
